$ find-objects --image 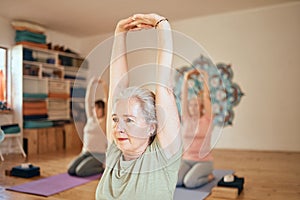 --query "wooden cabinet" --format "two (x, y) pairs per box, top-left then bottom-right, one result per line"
(23, 123), (83, 155)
